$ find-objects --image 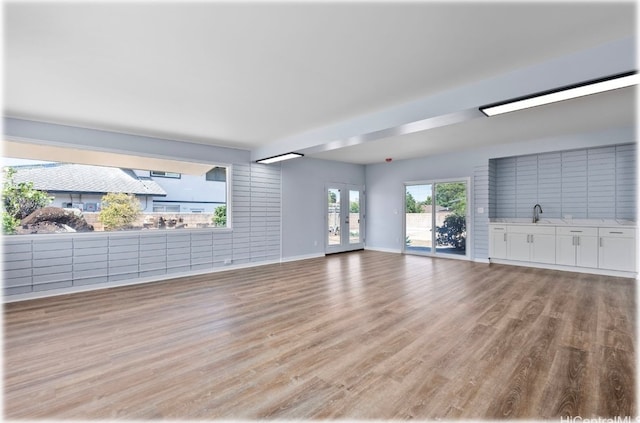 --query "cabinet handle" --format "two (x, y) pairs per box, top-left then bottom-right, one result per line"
(599, 237), (603, 247)
(576, 236), (580, 246)
(503, 233), (507, 242)
(572, 236), (576, 246)
(609, 231), (623, 234)
(570, 230), (582, 233)
(530, 234), (534, 243)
